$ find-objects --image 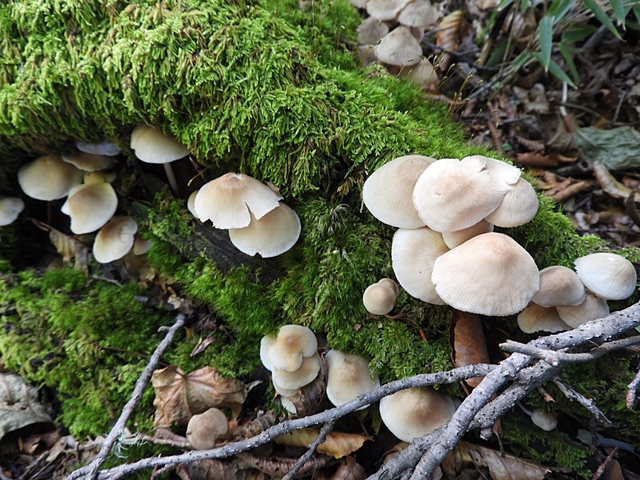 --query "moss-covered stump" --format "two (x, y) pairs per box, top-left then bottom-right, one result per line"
(1, 0), (639, 474)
